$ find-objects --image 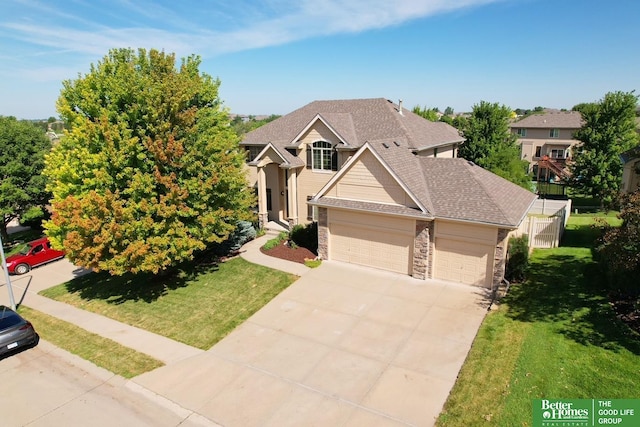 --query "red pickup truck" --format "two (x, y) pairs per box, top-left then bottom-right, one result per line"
(5, 237), (65, 275)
